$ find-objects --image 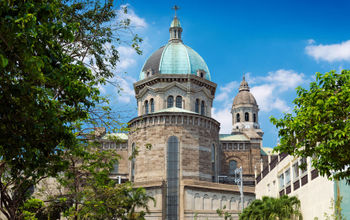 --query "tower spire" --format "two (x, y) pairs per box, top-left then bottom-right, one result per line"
(169, 5), (182, 42)
(239, 75), (250, 92)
